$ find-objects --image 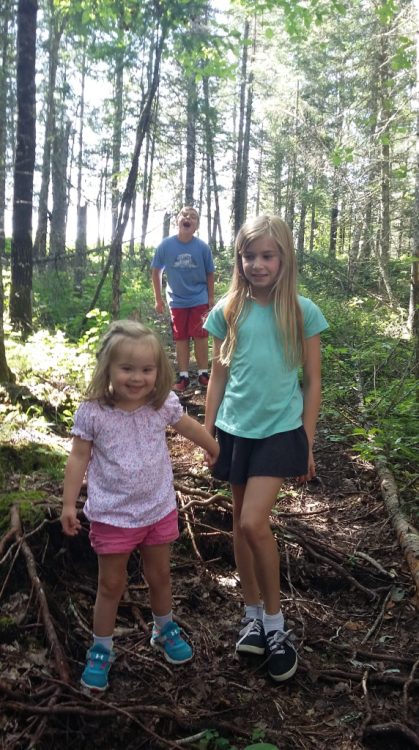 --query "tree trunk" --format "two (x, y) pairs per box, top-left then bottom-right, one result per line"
(233, 19), (250, 236)
(140, 96), (158, 258)
(328, 190), (339, 260)
(74, 42), (87, 289)
(185, 75), (198, 206)
(0, 4), (12, 257)
(74, 204), (86, 295)
(10, 0), (38, 337)
(297, 198), (306, 269)
(33, 0), (62, 260)
(309, 192), (316, 254)
(50, 118), (70, 262)
(111, 39), (124, 237)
